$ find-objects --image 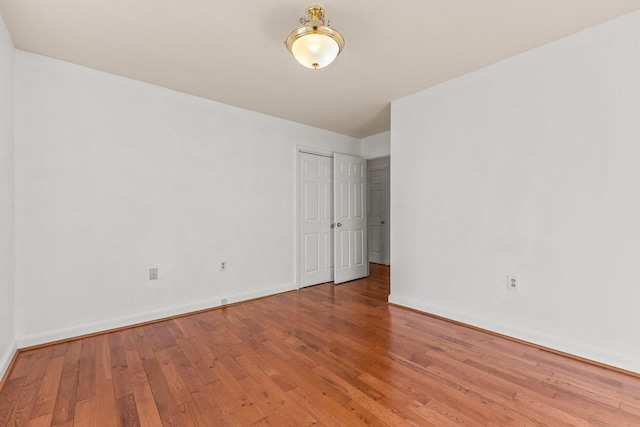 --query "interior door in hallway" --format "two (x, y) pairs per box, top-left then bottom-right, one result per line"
(368, 167), (388, 264)
(298, 153), (334, 287)
(334, 153), (368, 284)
